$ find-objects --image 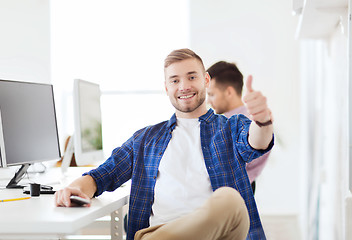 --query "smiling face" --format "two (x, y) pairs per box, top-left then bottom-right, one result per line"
(164, 58), (210, 118)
